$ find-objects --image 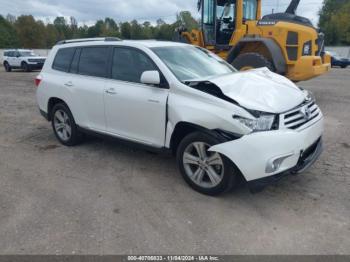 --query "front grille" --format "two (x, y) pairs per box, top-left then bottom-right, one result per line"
(29, 59), (45, 63)
(281, 101), (321, 130)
